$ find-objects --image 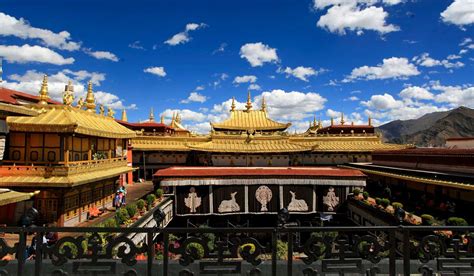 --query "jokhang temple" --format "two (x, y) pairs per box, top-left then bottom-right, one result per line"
(0, 78), (408, 226)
